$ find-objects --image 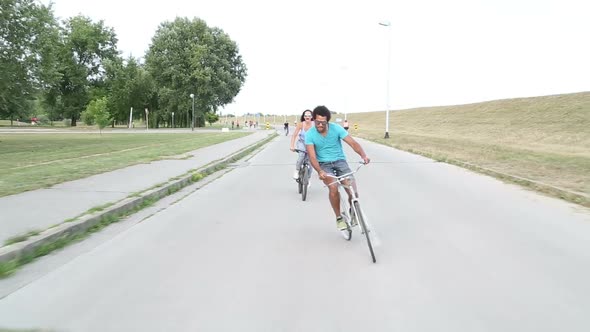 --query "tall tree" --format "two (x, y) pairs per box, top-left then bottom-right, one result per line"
(104, 56), (156, 126)
(0, 0), (59, 123)
(145, 17), (247, 127)
(46, 15), (118, 126)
